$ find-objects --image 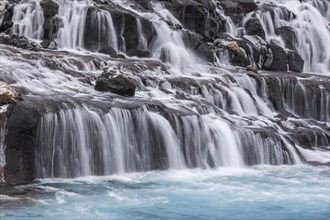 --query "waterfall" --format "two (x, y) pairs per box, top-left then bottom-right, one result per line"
(11, 0), (44, 39)
(34, 105), (302, 178)
(252, 0), (330, 74)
